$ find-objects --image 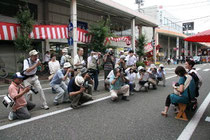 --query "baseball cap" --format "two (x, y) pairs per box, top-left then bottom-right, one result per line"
(150, 64), (156, 69)
(13, 72), (25, 79)
(75, 76), (84, 87)
(120, 55), (126, 59)
(29, 50), (39, 56)
(63, 62), (71, 68)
